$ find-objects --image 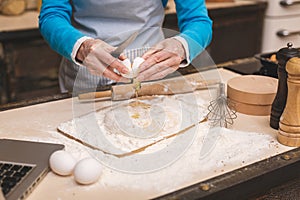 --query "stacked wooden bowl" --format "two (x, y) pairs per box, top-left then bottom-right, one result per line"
(227, 75), (278, 116)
